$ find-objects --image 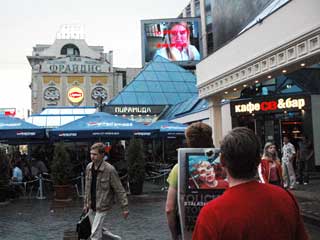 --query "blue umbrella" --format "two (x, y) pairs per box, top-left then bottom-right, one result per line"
(149, 120), (187, 163)
(49, 112), (157, 140)
(149, 120), (187, 138)
(0, 116), (46, 141)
